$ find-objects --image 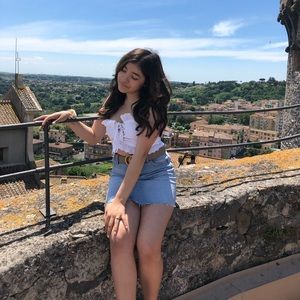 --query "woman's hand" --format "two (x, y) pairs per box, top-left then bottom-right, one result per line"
(105, 200), (129, 238)
(34, 109), (76, 127)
